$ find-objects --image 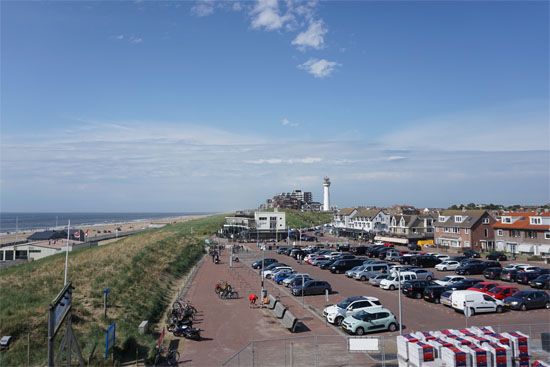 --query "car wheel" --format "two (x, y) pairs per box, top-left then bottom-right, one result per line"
(426, 276), (432, 281)
(415, 293), (422, 299)
(545, 302), (550, 309)
(442, 267), (447, 271)
(361, 276), (366, 281)
(434, 298), (440, 304)
(389, 285), (396, 291)
(335, 317), (344, 326)
(496, 305), (503, 313)
(388, 323), (397, 332)
(520, 304), (527, 311)
(468, 308), (475, 316)
(356, 327), (365, 336)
